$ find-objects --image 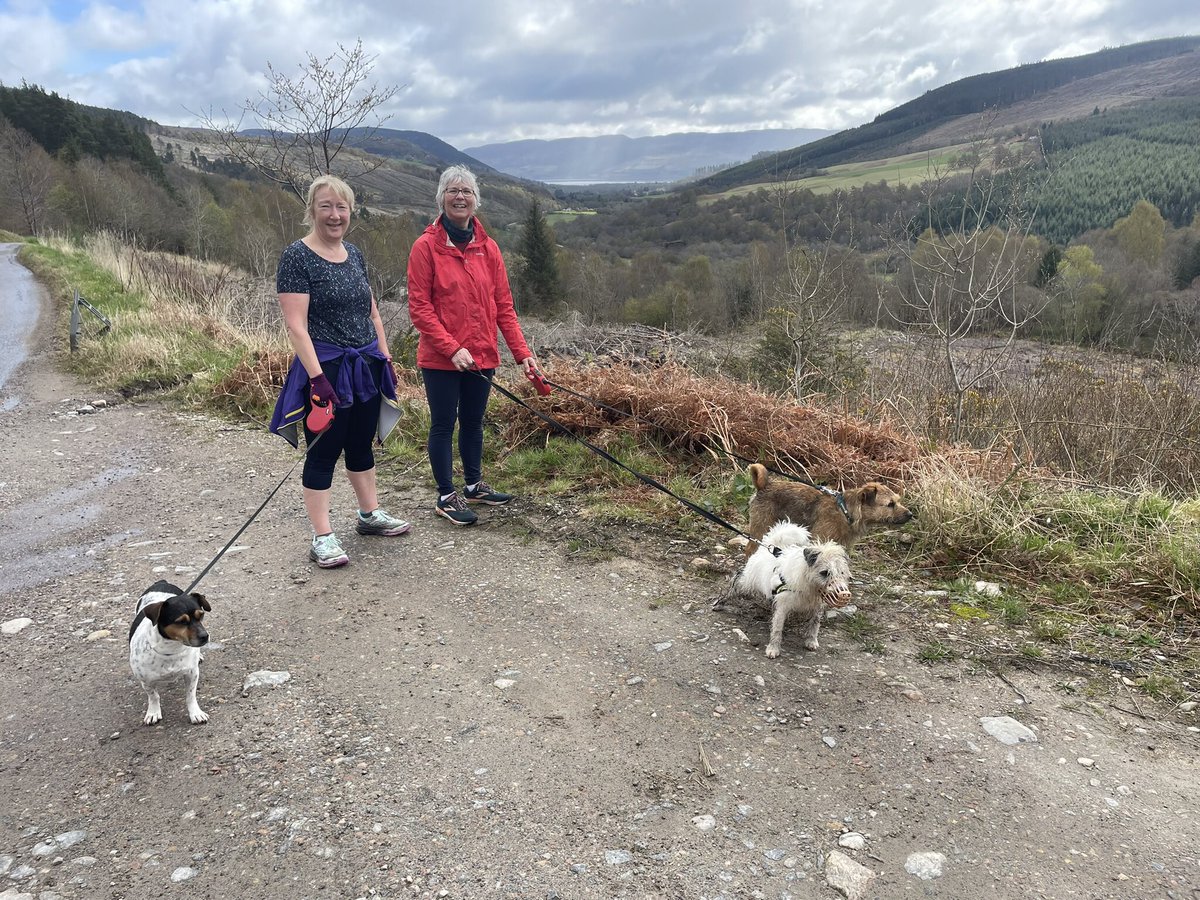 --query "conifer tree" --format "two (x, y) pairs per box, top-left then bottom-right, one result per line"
(516, 198), (562, 314)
